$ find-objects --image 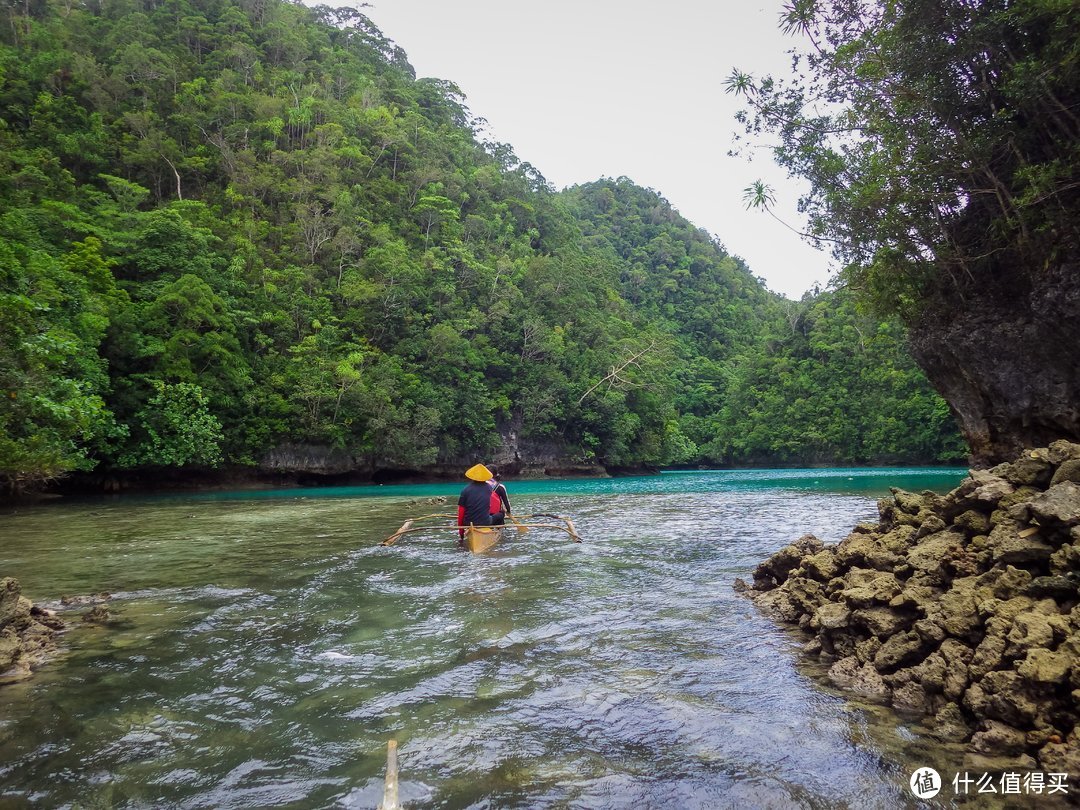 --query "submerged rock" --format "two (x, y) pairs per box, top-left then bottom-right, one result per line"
(928, 702), (973, 743)
(970, 720), (1028, 755)
(828, 656), (889, 698)
(739, 442), (1080, 765)
(81, 605), (111, 625)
